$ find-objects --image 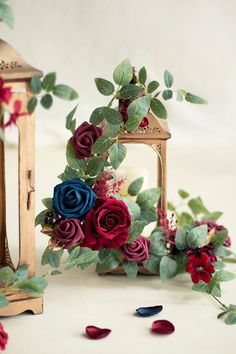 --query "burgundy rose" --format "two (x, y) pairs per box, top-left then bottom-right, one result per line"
(53, 218), (85, 249)
(121, 236), (150, 262)
(196, 220), (231, 248)
(70, 122), (102, 159)
(82, 198), (131, 250)
(0, 323), (8, 351)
